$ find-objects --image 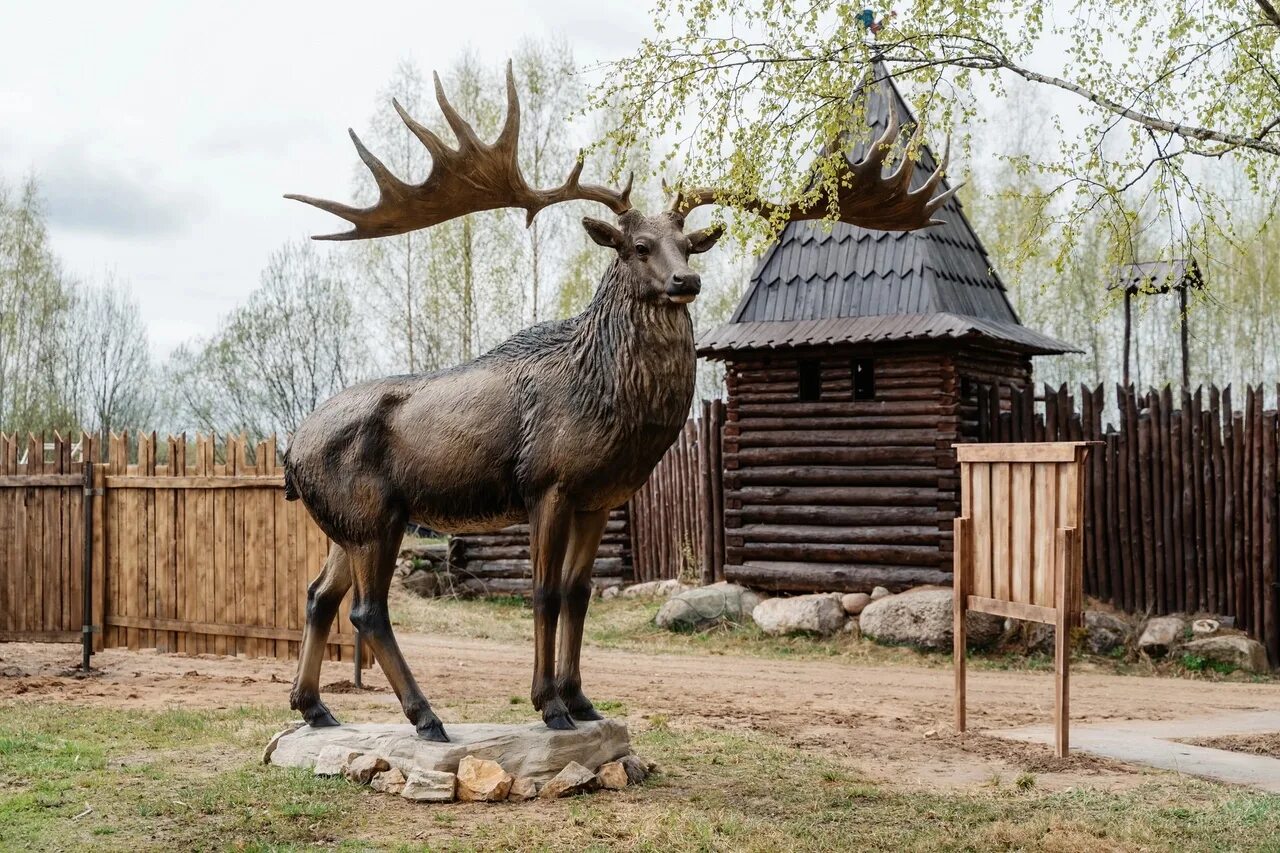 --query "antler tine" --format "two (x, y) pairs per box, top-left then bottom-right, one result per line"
(392, 97), (450, 162)
(670, 104), (955, 233)
(495, 60), (521, 155)
(287, 62), (633, 241)
(432, 70), (484, 152)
